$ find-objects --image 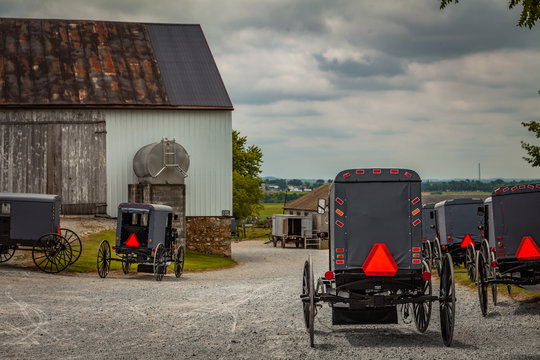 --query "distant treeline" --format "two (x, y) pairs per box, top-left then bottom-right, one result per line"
(421, 179), (540, 193)
(263, 191), (307, 204)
